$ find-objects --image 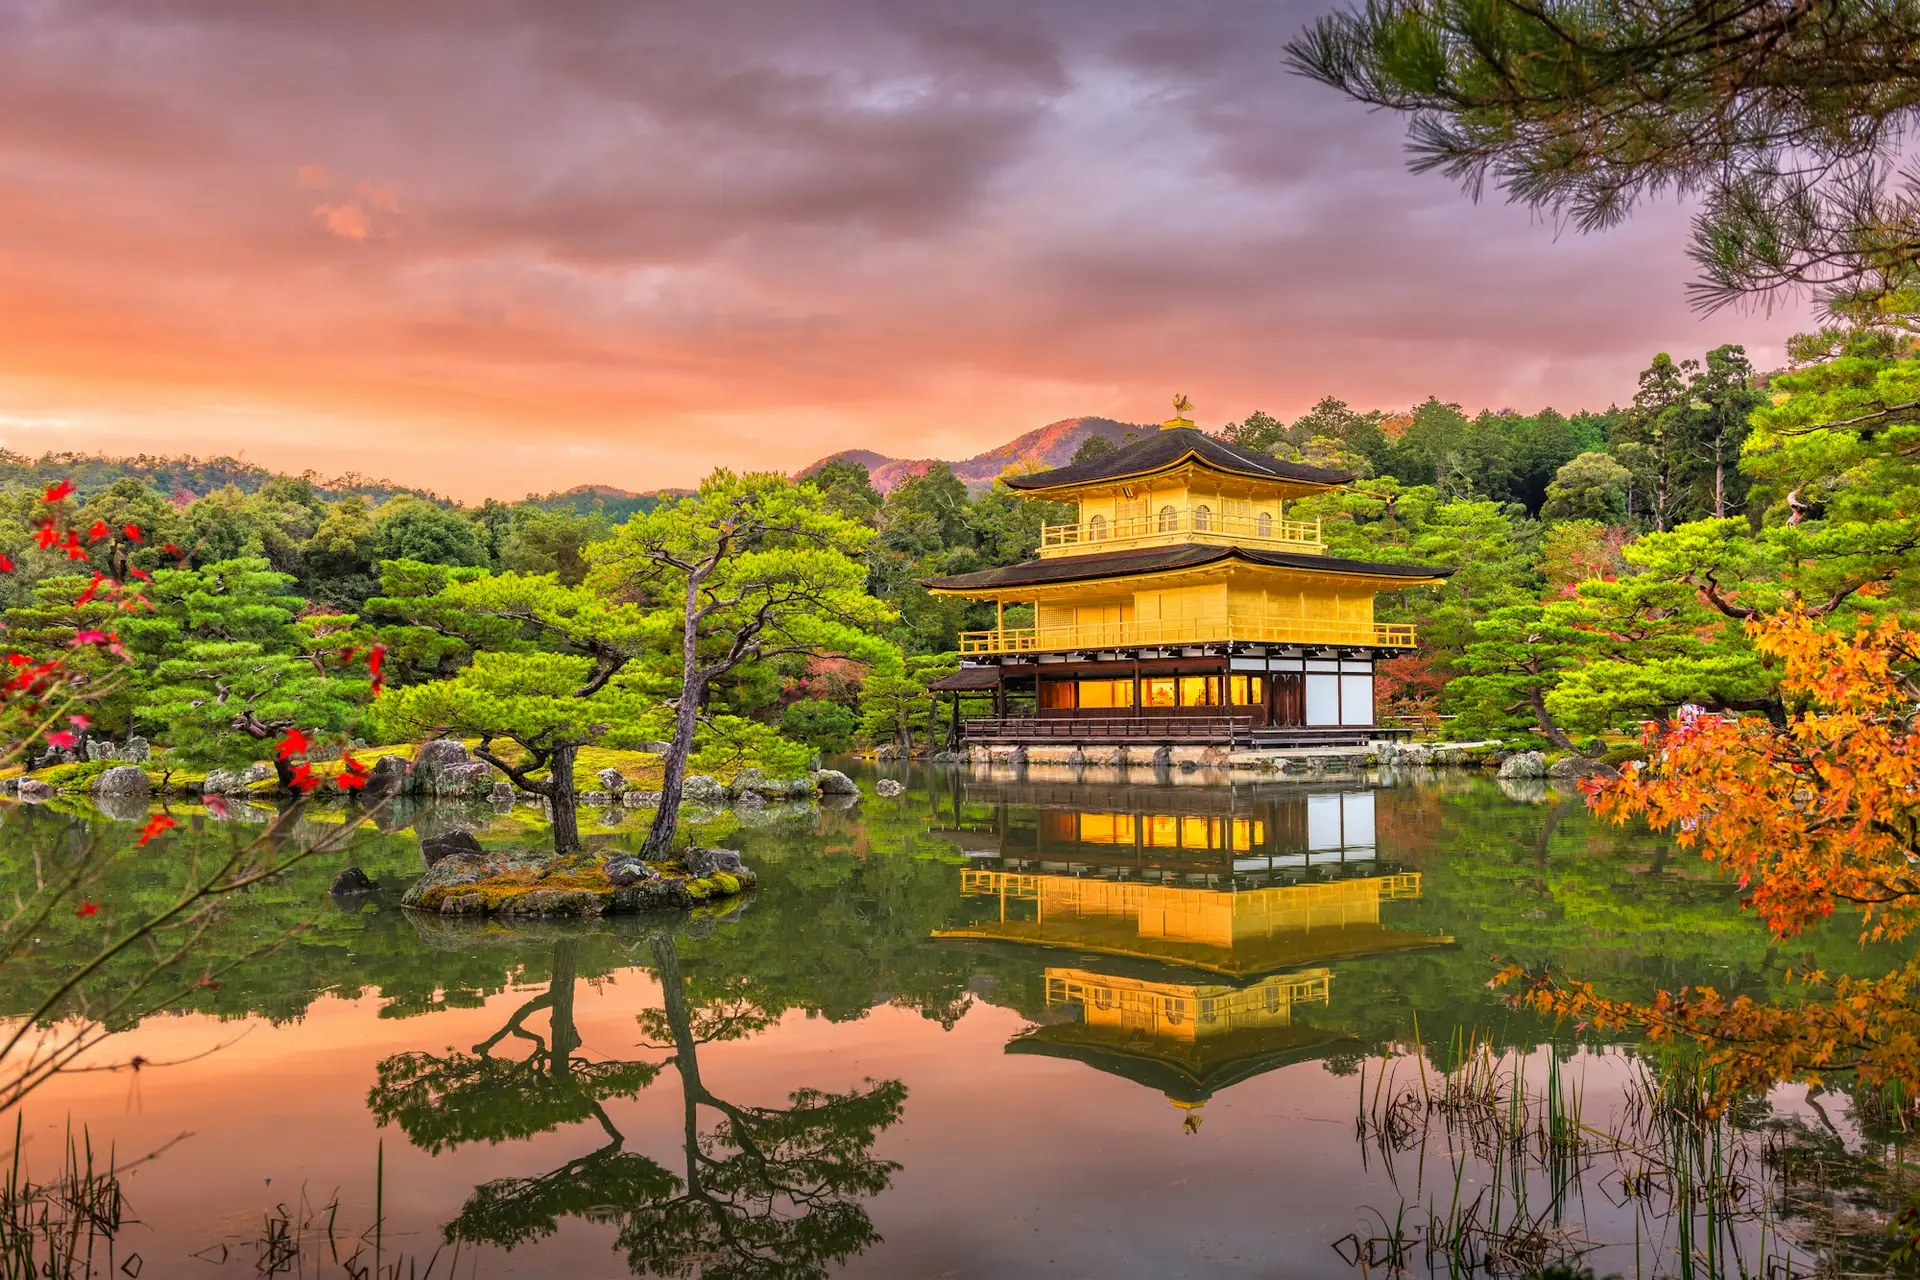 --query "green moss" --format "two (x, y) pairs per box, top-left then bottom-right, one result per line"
(33, 760), (114, 792)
